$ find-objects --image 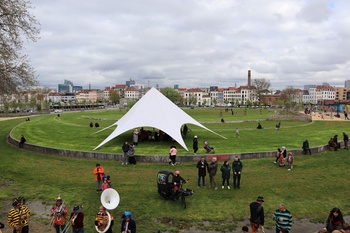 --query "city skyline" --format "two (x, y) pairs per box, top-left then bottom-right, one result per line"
(24, 0), (350, 91)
